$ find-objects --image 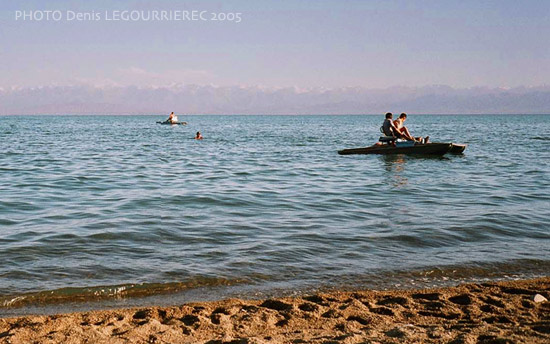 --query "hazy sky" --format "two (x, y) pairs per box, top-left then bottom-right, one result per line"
(1, 0), (549, 89)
